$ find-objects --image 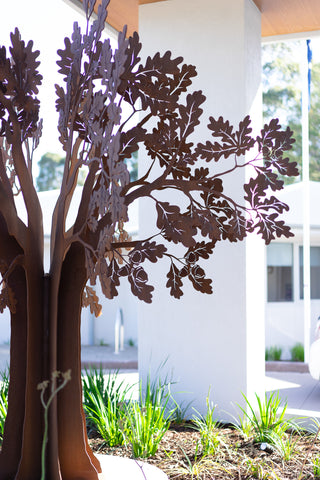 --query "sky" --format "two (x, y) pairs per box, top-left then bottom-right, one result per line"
(0, 0), (116, 172)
